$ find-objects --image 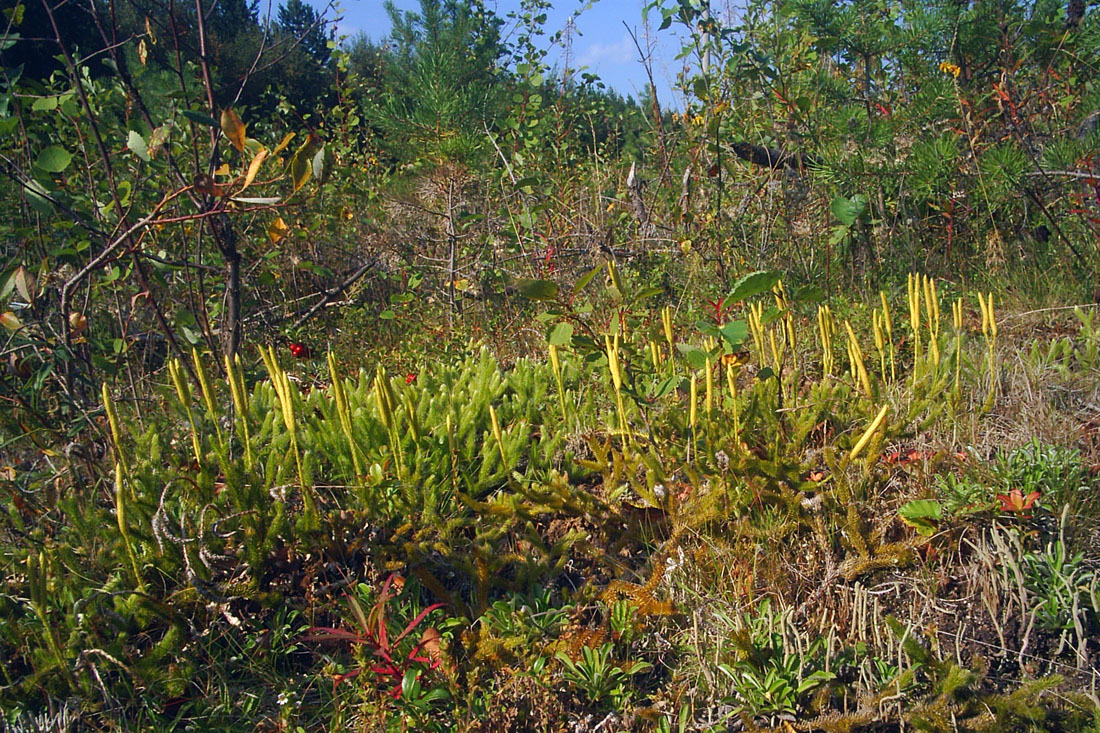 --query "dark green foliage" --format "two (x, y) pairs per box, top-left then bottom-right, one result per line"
(1, 0), (104, 81)
(277, 0), (332, 67)
(370, 0), (505, 166)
